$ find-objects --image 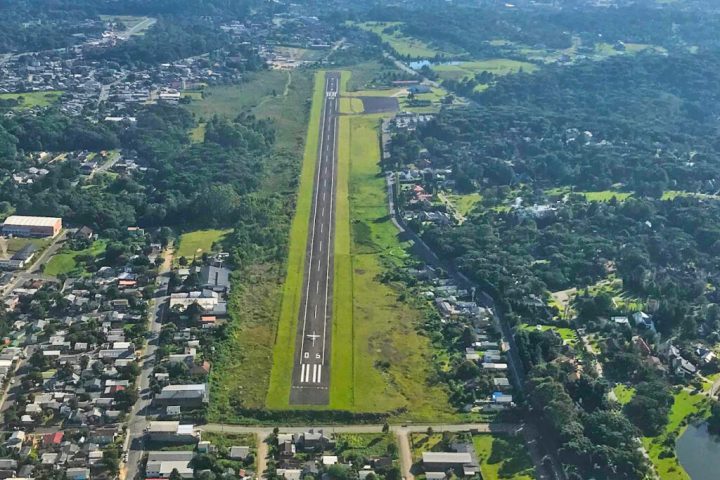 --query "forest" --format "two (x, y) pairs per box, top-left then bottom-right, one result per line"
(0, 102), (287, 266)
(355, 1), (720, 60)
(0, 0), (258, 54)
